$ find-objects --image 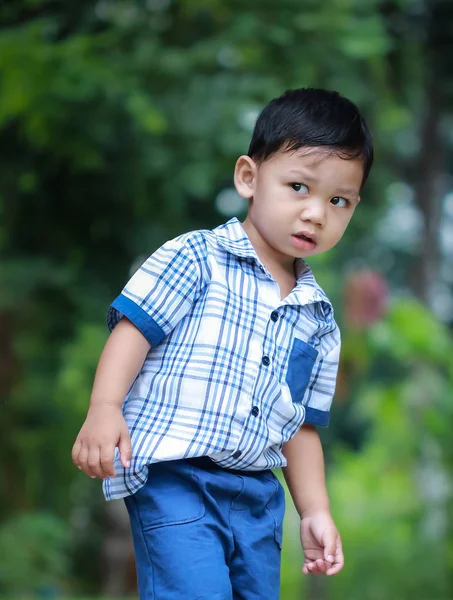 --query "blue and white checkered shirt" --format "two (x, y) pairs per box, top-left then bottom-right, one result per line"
(103, 218), (340, 500)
